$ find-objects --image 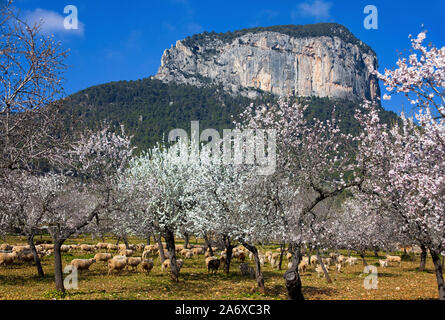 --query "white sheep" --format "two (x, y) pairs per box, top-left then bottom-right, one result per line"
(0, 252), (18, 266)
(141, 259), (154, 274)
(70, 258), (96, 271)
(386, 255), (402, 266)
(94, 253), (112, 264)
(127, 257), (142, 270)
(107, 256), (127, 275)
